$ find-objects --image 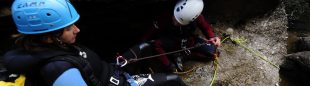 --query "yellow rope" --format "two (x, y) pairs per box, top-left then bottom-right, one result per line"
(141, 36), (230, 85)
(209, 36), (230, 86)
(208, 36), (279, 86)
(230, 37), (280, 69)
(221, 36), (230, 43)
(174, 66), (199, 75)
(174, 36), (279, 86)
(209, 54), (219, 86)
